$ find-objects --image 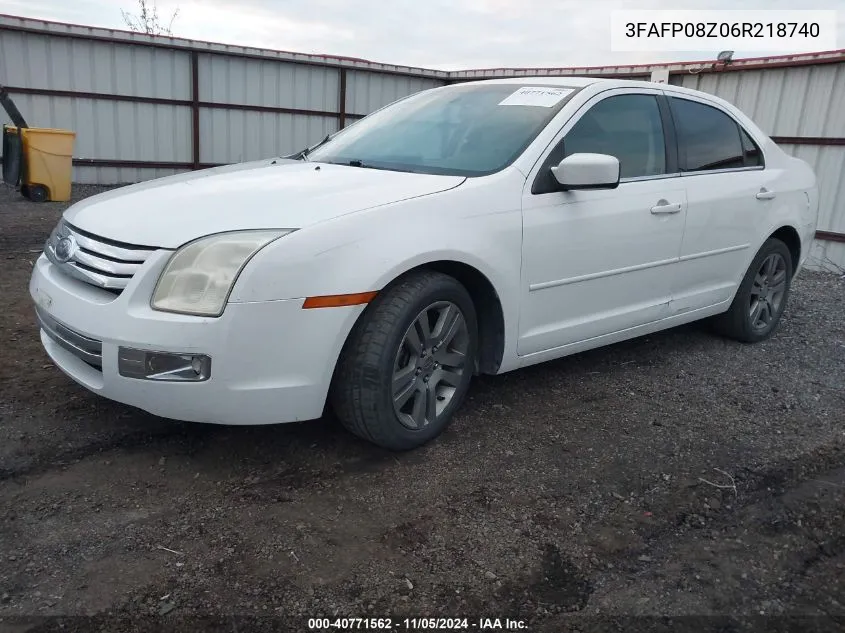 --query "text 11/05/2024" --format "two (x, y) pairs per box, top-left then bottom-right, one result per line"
(307, 617), (528, 630)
